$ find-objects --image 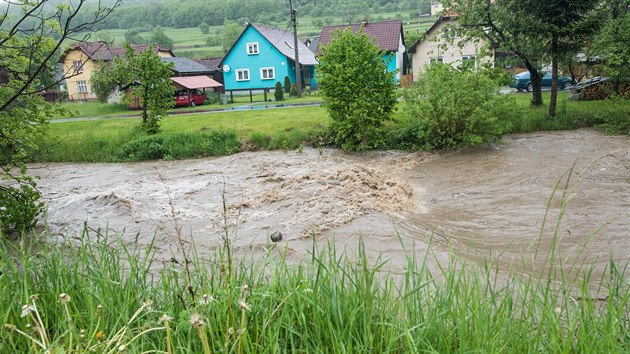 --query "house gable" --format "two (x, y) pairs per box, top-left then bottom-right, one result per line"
(59, 42), (175, 101)
(221, 23), (317, 91)
(409, 16), (491, 79)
